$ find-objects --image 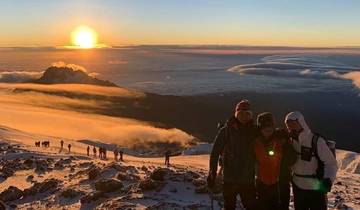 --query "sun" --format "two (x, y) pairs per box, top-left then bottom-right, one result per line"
(71, 26), (97, 49)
